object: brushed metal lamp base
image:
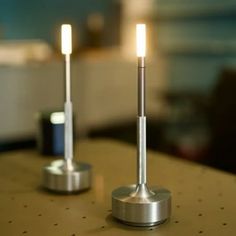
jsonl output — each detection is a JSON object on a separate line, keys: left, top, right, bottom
{"left": 42, "top": 159, "right": 91, "bottom": 193}
{"left": 112, "top": 184, "right": 171, "bottom": 227}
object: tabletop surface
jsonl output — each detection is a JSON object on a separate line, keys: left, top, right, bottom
{"left": 0, "top": 139, "right": 235, "bottom": 236}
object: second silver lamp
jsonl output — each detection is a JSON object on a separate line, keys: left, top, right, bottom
{"left": 42, "top": 25, "right": 91, "bottom": 193}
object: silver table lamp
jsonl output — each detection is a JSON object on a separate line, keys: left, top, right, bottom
{"left": 42, "top": 24, "right": 92, "bottom": 193}
{"left": 112, "top": 24, "right": 171, "bottom": 226}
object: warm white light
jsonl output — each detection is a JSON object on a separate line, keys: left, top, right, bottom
{"left": 50, "top": 112, "right": 65, "bottom": 124}
{"left": 136, "top": 24, "right": 146, "bottom": 57}
{"left": 61, "top": 24, "right": 72, "bottom": 54}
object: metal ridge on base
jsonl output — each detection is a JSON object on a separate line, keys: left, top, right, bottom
{"left": 112, "top": 184, "right": 171, "bottom": 226}
{"left": 42, "top": 159, "right": 91, "bottom": 193}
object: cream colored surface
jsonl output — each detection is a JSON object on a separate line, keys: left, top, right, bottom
{"left": 0, "top": 139, "right": 235, "bottom": 235}
{"left": 0, "top": 51, "right": 166, "bottom": 140}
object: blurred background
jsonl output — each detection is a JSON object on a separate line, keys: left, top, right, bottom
{"left": 0, "top": 0, "right": 236, "bottom": 173}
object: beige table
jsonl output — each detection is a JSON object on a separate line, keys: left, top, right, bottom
{"left": 0, "top": 139, "right": 235, "bottom": 235}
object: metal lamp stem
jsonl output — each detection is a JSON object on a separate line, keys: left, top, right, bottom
{"left": 64, "top": 54, "right": 73, "bottom": 168}
{"left": 137, "top": 56, "right": 146, "bottom": 185}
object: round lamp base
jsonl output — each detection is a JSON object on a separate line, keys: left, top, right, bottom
{"left": 42, "top": 159, "right": 92, "bottom": 193}
{"left": 112, "top": 185, "right": 171, "bottom": 227}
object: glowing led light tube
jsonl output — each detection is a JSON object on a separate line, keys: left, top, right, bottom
{"left": 136, "top": 24, "right": 146, "bottom": 57}
{"left": 61, "top": 24, "right": 72, "bottom": 55}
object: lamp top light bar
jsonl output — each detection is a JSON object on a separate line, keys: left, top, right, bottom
{"left": 61, "top": 24, "right": 72, "bottom": 55}
{"left": 136, "top": 24, "right": 146, "bottom": 57}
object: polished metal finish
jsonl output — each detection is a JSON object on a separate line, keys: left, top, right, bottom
{"left": 138, "top": 57, "right": 145, "bottom": 116}
{"left": 65, "top": 54, "right": 71, "bottom": 103}
{"left": 112, "top": 184, "right": 171, "bottom": 226}
{"left": 42, "top": 52, "right": 92, "bottom": 193}
{"left": 64, "top": 54, "right": 73, "bottom": 162}
{"left": 42, "top": 159, "right": 91, "bottom": 193}
{"left": 112, "top": 54, "right": 171, "bottom": 226}
{"left": 64, "top": 102, "right": 73, "bottom": 162}
{"left": 137, "top": 57, "right": 147, "bottom": 186}
{"left": 137, "top": 116, "right": 146, "bottom": 185}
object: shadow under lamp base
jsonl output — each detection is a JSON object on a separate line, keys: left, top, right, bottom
{"left": 112, "top": 184, "right": 171, "bottom": 227}
{"left": 42, "top": 159, "right": 91, "bottom": 193}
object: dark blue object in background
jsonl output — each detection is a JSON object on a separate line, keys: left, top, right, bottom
{"left": 37, "top": 111, "right": 66, "bottom": 156}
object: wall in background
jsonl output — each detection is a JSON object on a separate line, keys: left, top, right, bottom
{"left": 0, "top": 0, "right": 119, "bottom": 47}
{"left": 154, "top": 0, "right": 236, "bottom": 93}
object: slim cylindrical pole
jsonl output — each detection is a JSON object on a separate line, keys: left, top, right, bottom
{"left": 138, "top": 57, "right": 145, "bottom": 116}
{"left": 64, "top": 54, "right": 73, "bottom": 164}
{"left": 137, "top": 57, "right": 146, "bottom": 185}
{"left": 65, "top": 54, "right": 71, "bottom": 102}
